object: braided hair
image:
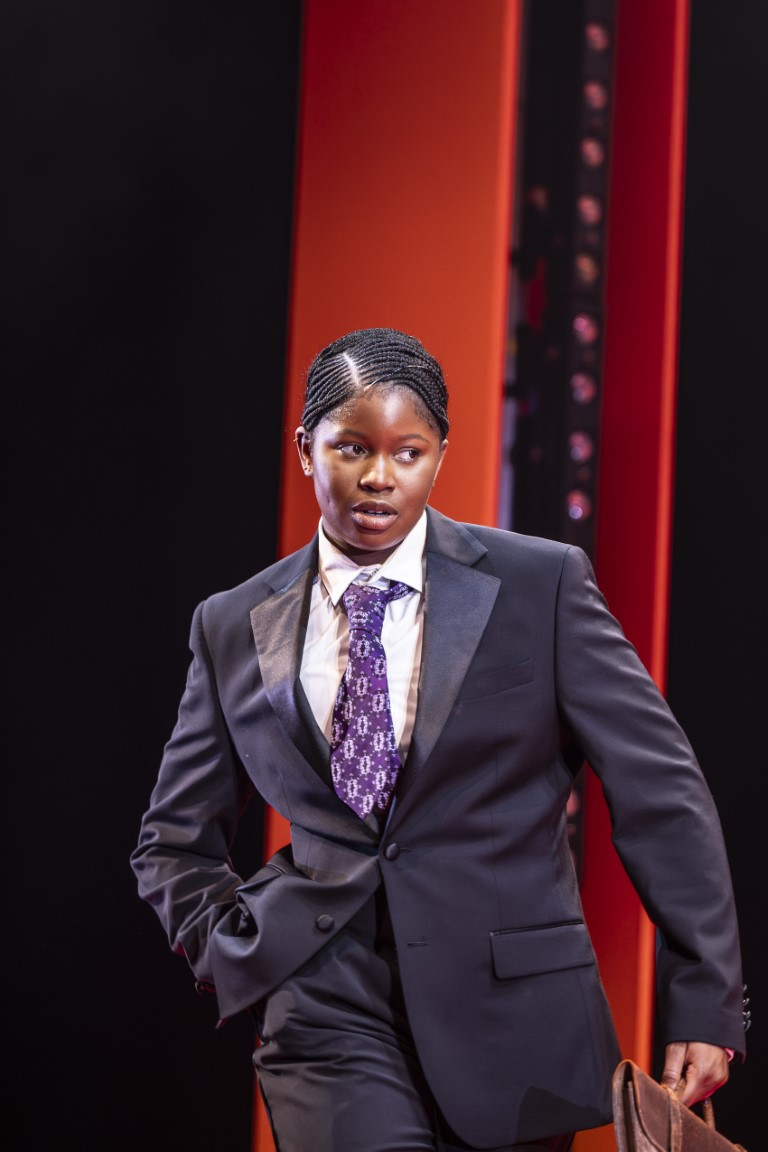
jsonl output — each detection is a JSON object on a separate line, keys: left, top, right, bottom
{"left": 300, "top": 328, "right": 450, "bottom": 439}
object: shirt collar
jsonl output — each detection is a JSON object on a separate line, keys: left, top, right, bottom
{"left": 317, "top": 512, "right": 427, "bottom": 607}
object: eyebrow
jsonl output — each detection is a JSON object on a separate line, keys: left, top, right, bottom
{"left": 334, "top": 428, "right": 431, "bottom": 443}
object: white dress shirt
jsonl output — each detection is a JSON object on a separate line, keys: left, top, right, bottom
{"left": 299, "top": 512, "right": 427, "bottom": 760}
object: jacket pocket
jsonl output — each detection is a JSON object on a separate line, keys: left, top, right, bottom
{"left": 456, "top": 658, "right": 534, "bottom": 700}
{"left": 490, "top": 920, "right": 594, "bottom": 979}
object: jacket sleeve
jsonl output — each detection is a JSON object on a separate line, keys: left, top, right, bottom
{"left": 554, "top": 545, "right": 746, "bottom": 1057}
{"left": 130, "top": 600, "right": 259, "bottom": 986}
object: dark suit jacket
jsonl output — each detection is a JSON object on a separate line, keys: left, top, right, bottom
{"left": 132, "top": 507, "right": 744, "bottom": 1146}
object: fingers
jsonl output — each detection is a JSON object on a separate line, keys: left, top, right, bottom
{"left": 661, "top": 1040, "right": 687, "bottom": 1092}
{"left": 661, "top": 1041, "right": 730, "bottom": 1108}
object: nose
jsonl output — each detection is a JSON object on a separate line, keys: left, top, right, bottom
{"left": 360, "top": 453, "right": 394, "bottom": 490}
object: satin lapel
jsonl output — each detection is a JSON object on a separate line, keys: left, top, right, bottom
{"left": 249, "top": 556, "right": 328, "bottom": 770}
{"left": 392, "top": 512, "right": 500, "bottom": 810}
{"left": 249, "top": 543, "right": 380, "bottom": 841}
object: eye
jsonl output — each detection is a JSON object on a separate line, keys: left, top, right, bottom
{"left": 337, "top": 442, "right": 366, "bottom": 457}
{"left": 394, "top": 447, "right": 421, "bottom": 463}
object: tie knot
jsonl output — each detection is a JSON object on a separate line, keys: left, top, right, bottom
{"left": 342, "top": 581, "right": 410, "bottom": 637}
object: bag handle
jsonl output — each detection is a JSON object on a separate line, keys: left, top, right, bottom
{"left": 663, "top": 1083, "right": 721, "bottom": 1149}
{"left": 702, "top": 1098, "right": 717, "bottom": 1130}
{"left": 660, "top": 1083, "right": 684, "bottom": 1152}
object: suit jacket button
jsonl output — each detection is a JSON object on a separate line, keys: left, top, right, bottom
{"left": 384, "top": 843, "right": 400, "bottom": 861}
{"left": 315, "top": 914, "right": 334, "bottom": 932}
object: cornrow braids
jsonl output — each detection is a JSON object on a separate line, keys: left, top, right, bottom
{"left": 300, "top": 327, "right": 450, "bottom": 439}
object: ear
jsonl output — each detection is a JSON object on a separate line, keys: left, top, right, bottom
{"left": 295, "top": 426, "right": 313, "bottom": 476}
{"left": 432, "top": 438, "right": 449, "bottom": 484}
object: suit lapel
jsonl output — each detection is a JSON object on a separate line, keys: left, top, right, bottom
{"left": 248, "top": 538, "right": 381, "bottom": 842}
{"left": 248, "top": 514, "right": 501, "bottom": 829}
{"left": 392, "top": 509, "right": 500, "bottom": 810}
{"left": 248, "top": 540, "right": 329, "bottom": 771}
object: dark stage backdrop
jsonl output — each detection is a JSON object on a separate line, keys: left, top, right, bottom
{"left": 7, "top": 3, "right": 302, "bottom": 1149}
{"left": 667, "top": 4, "right": 767, "bottom": 1150}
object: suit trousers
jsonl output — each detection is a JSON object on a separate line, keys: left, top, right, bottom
{"left": 252, "top": 888, "right": 574, "bottom": 1152}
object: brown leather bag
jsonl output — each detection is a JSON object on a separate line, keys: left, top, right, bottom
{"left": 612, "top": 1059, "right": 747, "bottom": 1152}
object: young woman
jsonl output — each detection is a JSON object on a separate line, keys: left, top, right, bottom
{"left": 132, "top": 327, "right": 745, "bottom": 1152}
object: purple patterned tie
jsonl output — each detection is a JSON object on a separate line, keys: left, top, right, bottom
{"left": 330, "top": 580, "right": 411, "bottom": 819}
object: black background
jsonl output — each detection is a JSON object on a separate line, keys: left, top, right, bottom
{"left": 7, "top": 2, "right": 764, "bottom": 1149}
{"left": 7, "top": 3, "right": 301, "bottom": 1148}
{"left": 667, "top": 2, "right": 767, "bottom": 1147}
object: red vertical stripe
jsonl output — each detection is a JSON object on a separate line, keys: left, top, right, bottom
{"left": 576, "top": 3, "right": 690, "bottom": 1150}
{"left": 256, "top": 3, "right": 521, "bottom": 1147}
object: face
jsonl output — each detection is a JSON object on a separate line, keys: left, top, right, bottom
{"left": 295, "top": 385, "right": 448, "bottom": 566}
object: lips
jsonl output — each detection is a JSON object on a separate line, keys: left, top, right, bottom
{"left": 351, "top": 501, "right": 397, "bottom": 531}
